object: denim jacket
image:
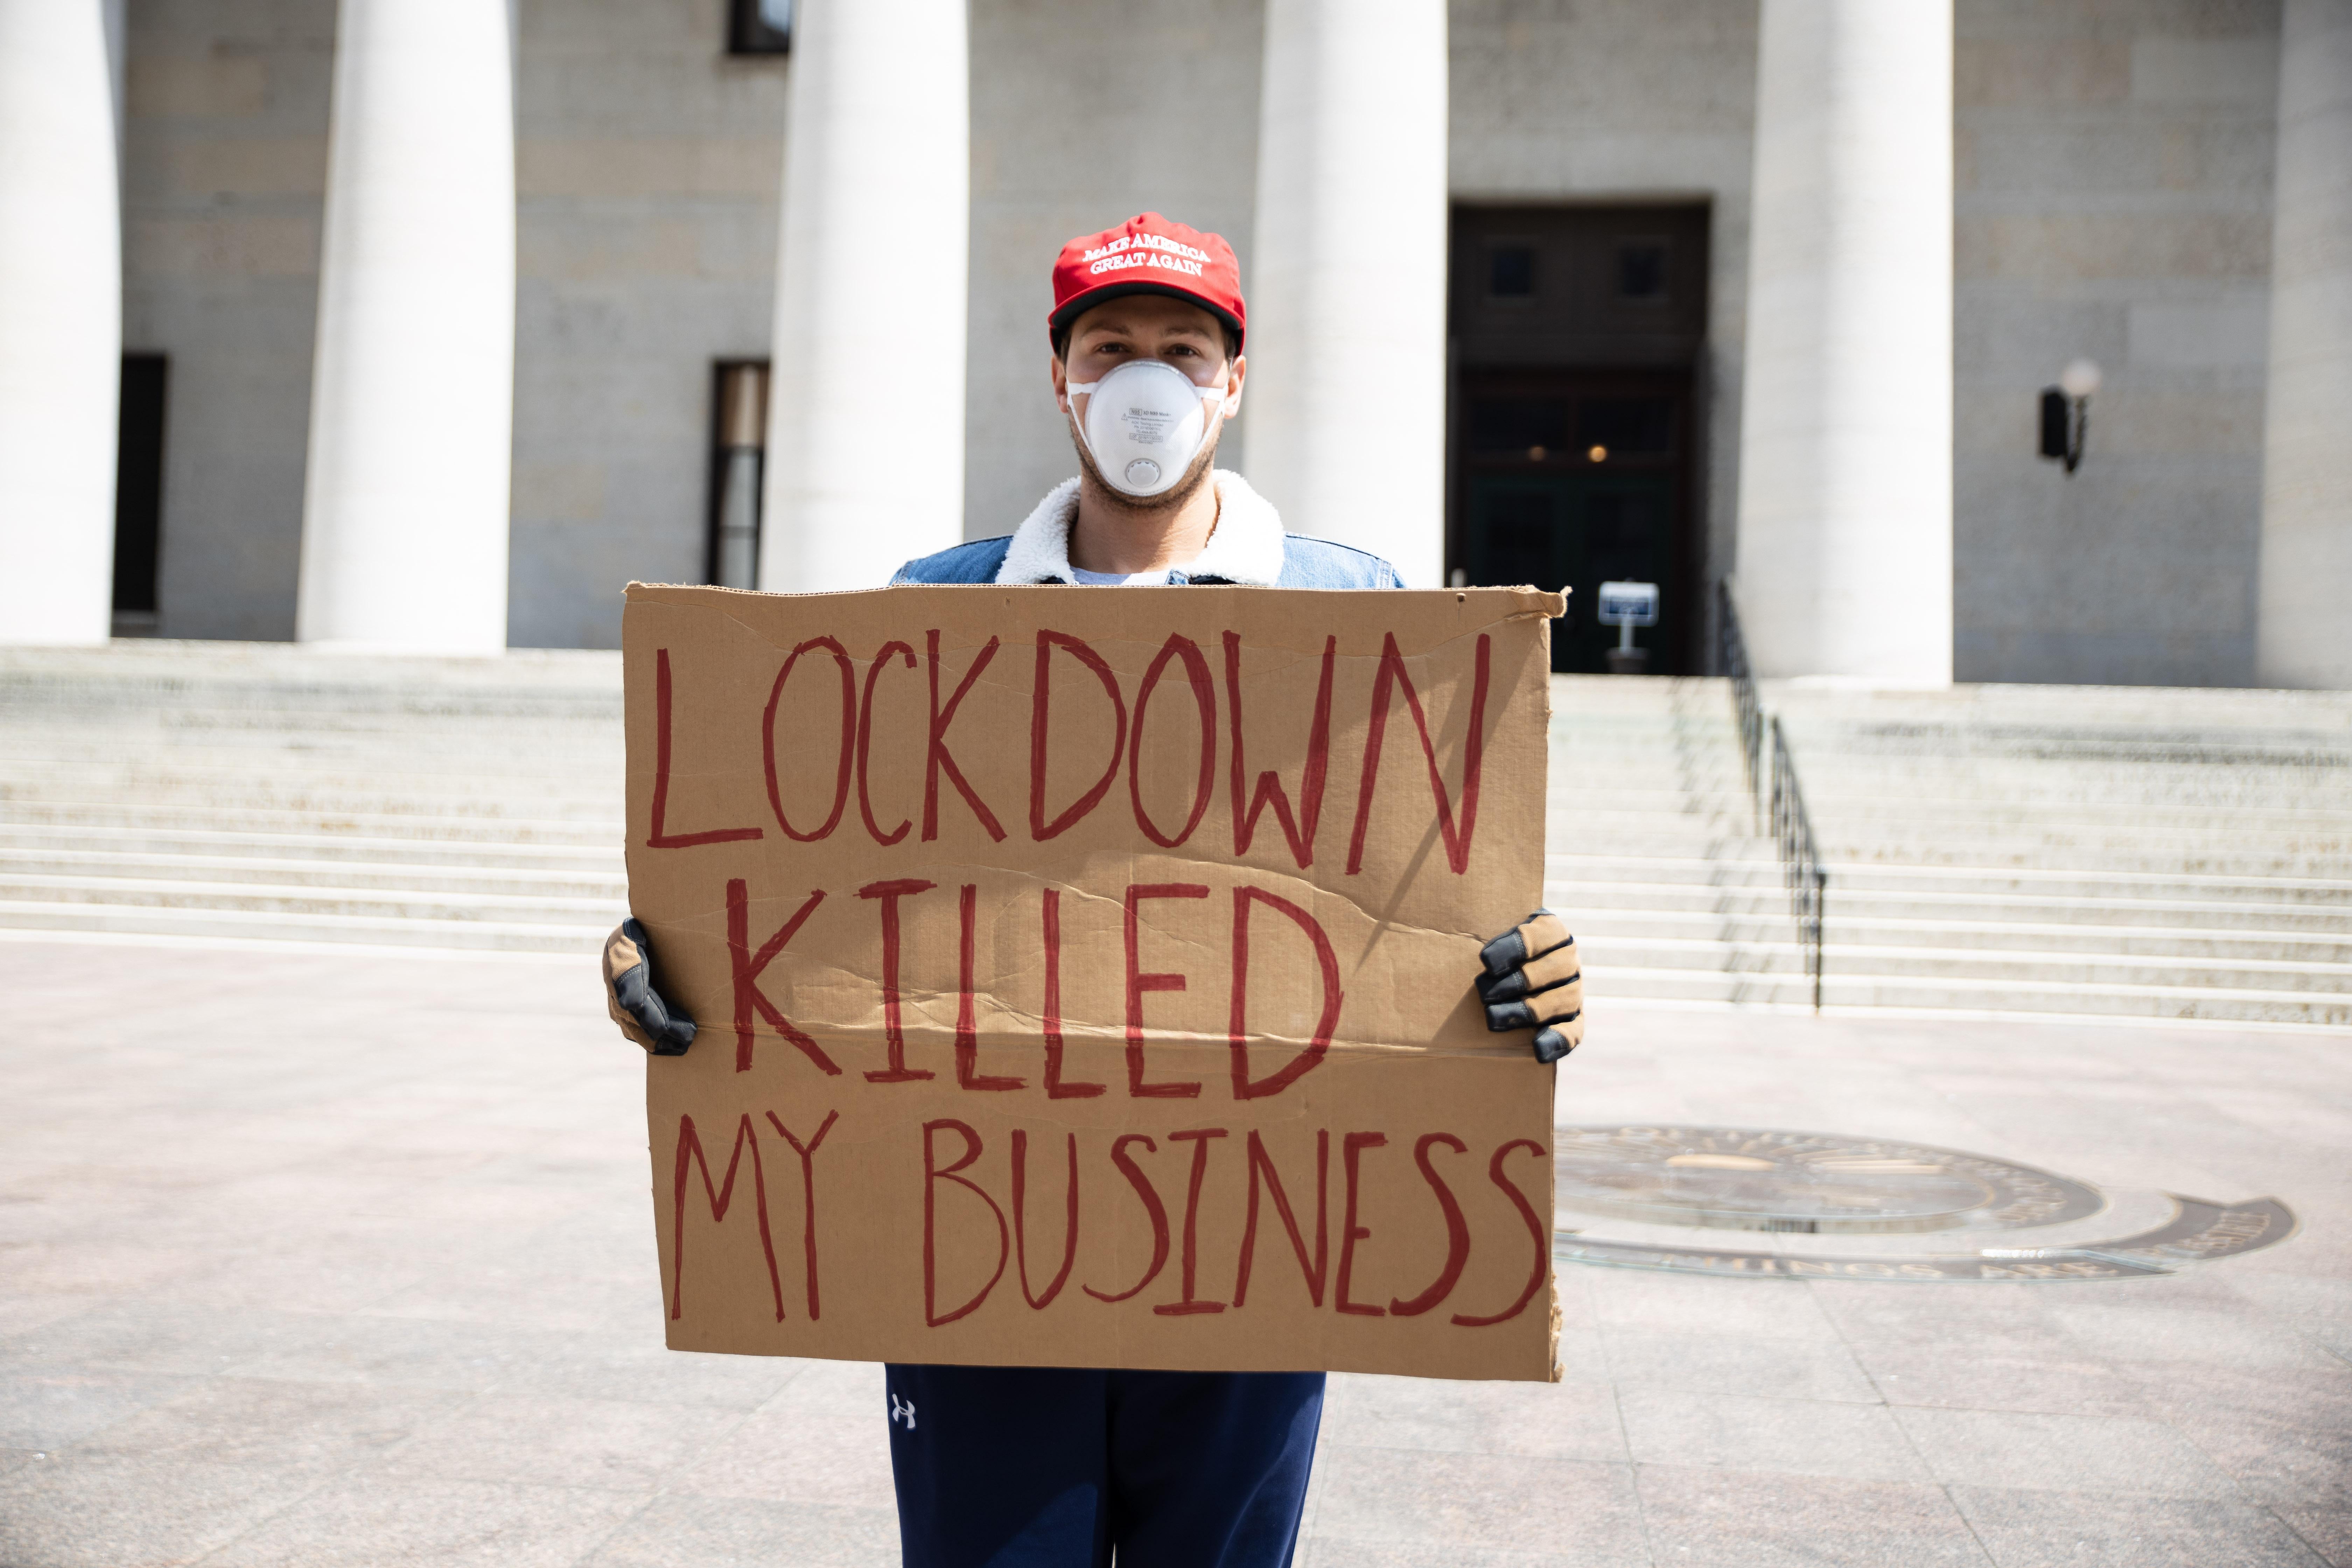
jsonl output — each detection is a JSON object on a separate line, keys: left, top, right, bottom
{"left": 890, "top": 471, "right": 1404, "bottom": 590}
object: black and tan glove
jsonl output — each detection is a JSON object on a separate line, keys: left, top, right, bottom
{"left": 604, "top": 918, "right": 696, "bottom": 1056}
{"left": 1476, "top": 910, "right": 1583, "bottom": 1064}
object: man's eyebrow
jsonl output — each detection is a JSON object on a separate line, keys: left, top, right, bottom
{"left": 1074, "top": 315, "right": 1216, "bottom": 345}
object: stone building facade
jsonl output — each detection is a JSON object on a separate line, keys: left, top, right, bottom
{"left": 1, "top": 0, "right": 2344, "bottom": 688}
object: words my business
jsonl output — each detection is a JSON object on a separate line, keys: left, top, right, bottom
{"left": 670, "top": 1111, "right": 1552, "bottom": 1331}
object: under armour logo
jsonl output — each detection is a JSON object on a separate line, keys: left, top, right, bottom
{"left": 890, "top": 1393, "right": 917, "bottom": 1431}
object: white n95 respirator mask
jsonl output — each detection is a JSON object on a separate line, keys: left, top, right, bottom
{"left": 1065, "top": 358, "right": 1231, "bottom": 498}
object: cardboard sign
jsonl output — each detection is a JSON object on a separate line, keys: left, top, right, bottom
{"left": 623, "top": 582, "right": 1564, "bottom": 1382}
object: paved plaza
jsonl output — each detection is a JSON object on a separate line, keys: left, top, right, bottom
{"left": 1, "top": 937, "right": 2346, "bottom": 1567}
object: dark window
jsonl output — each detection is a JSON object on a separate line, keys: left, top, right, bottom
{"left": 1616, "top": 240, "right": 1668, "bottom": 300}
{"left": 708, "top": 360, "right": 769, "bottom": 589}
{"left": 1466, "top": 397, "right": 1569, "bottom": 454}
{"left": 113, "top": 354, "right": 167, "bottom": 625}
{"left": 1576, "top": 397, "right": 1674, "bottom": 455}
{"left": 1488, "top": 244, "right": 1536, "bottom": 300}
{"left": 728, "top": 0, "right": 790, "bottom": 55}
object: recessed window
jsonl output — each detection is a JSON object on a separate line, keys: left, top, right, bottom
{"left": 1488, "top": 244, "right": 1537, "bottom": 300}
{"left": 1576, "top": 397, "right": 1674, "bottom": 454}
{"left": 709, "top": 360, "right": 770, "bottom": 588}
{"left": 1467, "top": 397, "right": 1568, "bottom": 454}
{"left": 1616, "top": 240, "right": 1668, "bottom": 301}
{"left": 728, "top": 0, "right": 791, "bottom": 55}
{"left": 113, "top": 353, "right": 168, "bottom": 634}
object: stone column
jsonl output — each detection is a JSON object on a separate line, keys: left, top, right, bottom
{"left": 1247, "top": 0, "right": 1449, "bottom": 590}
{"left": 0, "top": 0, "right": 121, "bottom": 646}
{"left": 759, "top": 0, "right": 968, "bottom": 592}
{"left": 1734, "top": 0, "right": 1953, "bottom": 682}
{"left": 298, "top": 0, "right": 515, "bottom": 651}
{"left": 2258, "top": 0, "right": 2352, "bottom": 689}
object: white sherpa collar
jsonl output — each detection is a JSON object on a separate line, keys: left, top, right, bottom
{"left": 994, "top": 470, "right": 1286, "bottom": 586}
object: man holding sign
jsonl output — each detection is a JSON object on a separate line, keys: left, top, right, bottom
{"left": 603, "top": 214, "right": 1584, "bottom": 1568}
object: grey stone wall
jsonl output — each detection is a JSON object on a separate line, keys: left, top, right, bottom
{"left": 121, "top": 0, "right": 335, "bottom": 642}
{"left": 509, "top": 0, "right": 788, "bottom": 649}
{"left": 964, "top": 0, "right": 1267, "bottom": 541}
{"left": 1953, "top": 0, "right": 2282, "bottom": 687}
{"left": 966, "top": 0, "right": 1760, "bottom": 563}
{"left": 114, "top": 0, "right": 2294, "bottom": 685}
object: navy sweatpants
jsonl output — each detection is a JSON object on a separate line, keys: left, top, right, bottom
{"left": 883, "top": 1364, "right": 1326, "bottom": 1568}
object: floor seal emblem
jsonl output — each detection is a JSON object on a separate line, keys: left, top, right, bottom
{"left": 1550, "top": 1125, "right": 2294, "bottom": 1282}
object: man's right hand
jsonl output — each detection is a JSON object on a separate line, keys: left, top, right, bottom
{"left": 603, "top": 918, "right": 696, "bottom": 1056}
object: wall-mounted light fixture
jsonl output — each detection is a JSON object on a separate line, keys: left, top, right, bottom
{"left": 2038, "top": 358, "right": 2101, "bottom": 475}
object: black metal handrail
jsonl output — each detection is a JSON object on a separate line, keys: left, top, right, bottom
{"left": 1717, "top": 582, "right": 1826, "bottom": 1013}
{"left": 1717, "top": 581, "right": 1763, "bottom": 813}
{"left": 1769, "top": 716, "right": 1827, "bottom": 1014}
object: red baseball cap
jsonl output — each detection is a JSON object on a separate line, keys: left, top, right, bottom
{"left": 1049, "top": 212, "right": 1245, "bottom": 349}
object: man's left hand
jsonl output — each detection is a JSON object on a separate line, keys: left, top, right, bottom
{"left": 1476, "top": 910, "right": 1584, "bottom": 1064}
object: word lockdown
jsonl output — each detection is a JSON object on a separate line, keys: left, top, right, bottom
{"left": 622, "top": 582, "right": 1566, "bottom": 1381}
{"left": 642, "top": 620, "right": 1494, "bottom": 869}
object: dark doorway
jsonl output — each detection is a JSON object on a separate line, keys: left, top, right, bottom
{"left": 113, "top": 353, "right": 168, "bottom": 634}
{"left": 1447, "top": 205, "right": 1708, "bottom": 673}
{"left": 1456, "top": 371, "right": 1689, "bottom": 674}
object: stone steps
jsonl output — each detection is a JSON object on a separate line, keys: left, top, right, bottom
{"left": 0, "top": 809, "right": 622, "bottom": 849}
{"left": 0, "top": 822, "right": 622, "bottom": 868}
{"left": 1587, "top": 928, "right": 2350, "bottom": 991}
{"left": 0, "top": 901, "right": 610, "bottom": 953}
{"left": 1566, "top": 905, "right": 2352, "bottom": 961}
{"left": 0, "top": 874, "right": 625, "bottom": 924}
{"left": 1542, "top": 673, "right": 2350, "bottom": 1029}
{"left": 1586, "top": 961, "right": 2344, "bottom": 1026}
{"left": 1549, "top": 874, "right": 2352, "bottom": 929}
{"left": 0, "top": 779, "right": 618, "bottom": 821}
{"left": 2, "top": 646, "right": 2346, "bottom": 1029}
{"left": 0, "top": 846, "right": 628, "bottom": 894}
{"left": 0, "top": 643, "right": 623, "bottom": 955}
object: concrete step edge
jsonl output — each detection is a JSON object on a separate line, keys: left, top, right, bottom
{"left": 0, "top": 902, "right": 614, "bottom": 943}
